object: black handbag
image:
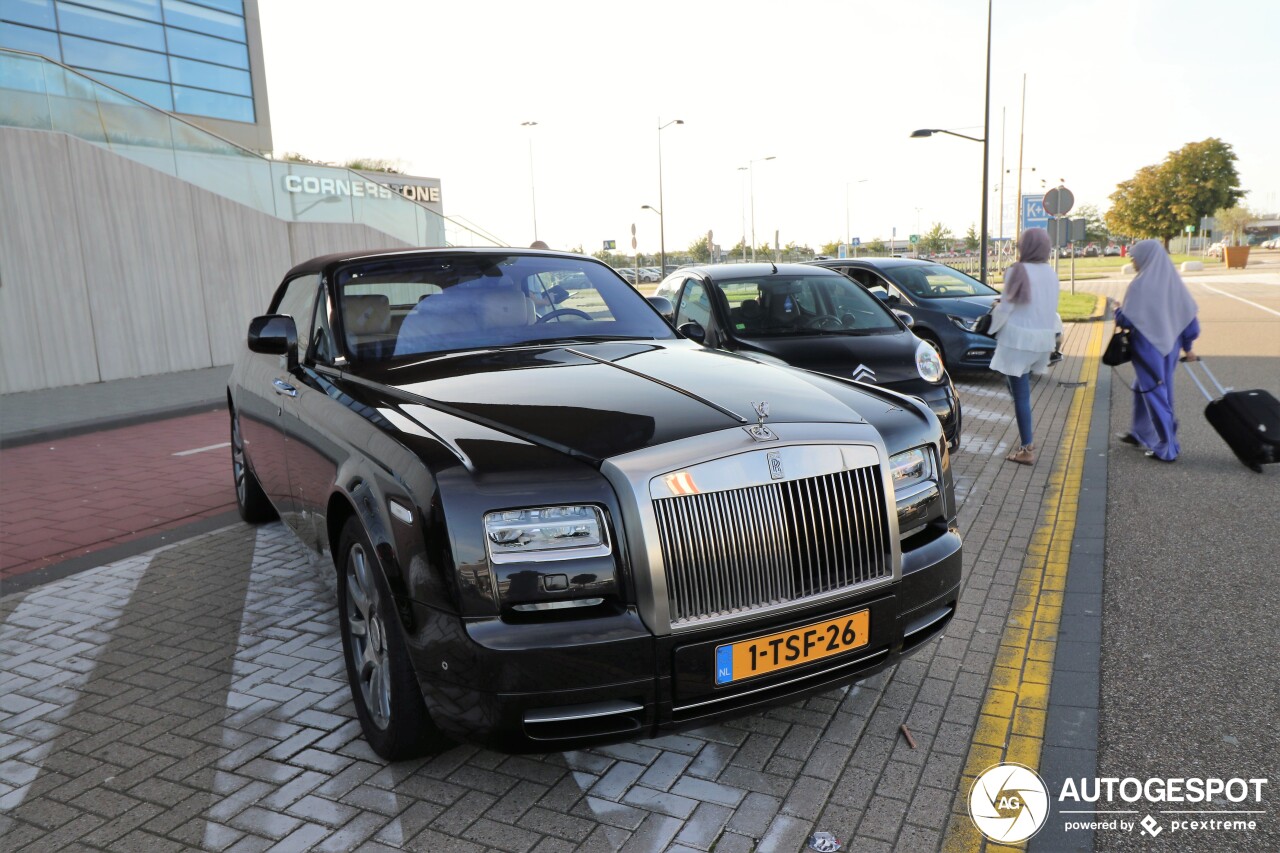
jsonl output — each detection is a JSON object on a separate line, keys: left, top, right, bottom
{"left": 1102, "top": 328, "right": 1132, "bottom": 366}
{"left": 974, "top": 308, "right": 996, "bottom": 336}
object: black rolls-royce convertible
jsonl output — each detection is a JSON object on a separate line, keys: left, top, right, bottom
{"left": 228, "top": 248, "right": 963, "bottom": 758}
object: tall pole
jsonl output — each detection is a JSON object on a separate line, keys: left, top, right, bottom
{"left": 521, "top": 121, "right": 538, "bottom": 241}
{"left": 998, "top": 106, "right": 1006, "bottom": 250}
{"left": 739, "top": 167, "right": 748, "bottom": 262}
{"left": 750, "top": 161, "right": 758, "bottom": 262}
{"left": 1016, "top": 73, "right": 1026, "bottom": 240}
{"left": 657, "top": 118, "right": 683, "bottom": 274}
{"left": 979, "top": 0, "right": 992, "bottom": 283}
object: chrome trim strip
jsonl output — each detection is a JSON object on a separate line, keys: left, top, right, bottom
{"left": 672, "top": 647, "right": 890, "bottom": 713}
{"left": 523, "top": 699, "right": 645, "bottom": 724}
{"left": 904, "top": 604, "right": 953, "bottom": 638}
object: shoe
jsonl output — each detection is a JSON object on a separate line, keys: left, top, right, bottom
{"left": 1144, "top": 451, "right": 1175, "bottom": 463}
{"left": 1006, "top": 444, "right": 1035, "bottom": 465}
{"left": 1117, "top": 432, "right": 1140, "bottom": 446}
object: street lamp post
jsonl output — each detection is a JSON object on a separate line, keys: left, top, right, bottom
{"left": 656, "top": 118, "right": 683, "bottom": 274}
{"left": 520, "top": 121, "right": 538, "bottom": 242}
{"left": 745, "top": 156, "right": 776, "bottom": 262}
{"left": 641, "top": 204, "right": 661, "bottom": 267}
{"left": 738, "top": 167, "right": 749, "bottom": 262}
{"left": 909, "top": 0, "right": 992, "bottom": 282}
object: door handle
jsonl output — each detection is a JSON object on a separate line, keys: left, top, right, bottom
{"left": 272, "top": 379, "right": 298, "bottom": 397}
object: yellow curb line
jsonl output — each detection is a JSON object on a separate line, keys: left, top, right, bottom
{"left": 941, "top": 319, "right": 1105, "bottom": 852}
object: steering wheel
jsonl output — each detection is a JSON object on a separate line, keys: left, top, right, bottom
{"left": 537, "top": 308, "right": 594, "bottom": 323}
{"left": 804, "top": 314, "right": 844, "bottom": 330}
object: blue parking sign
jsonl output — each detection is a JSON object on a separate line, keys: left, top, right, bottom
{"left": 1022, "top": 195, "right": 1048, "bottom": 231}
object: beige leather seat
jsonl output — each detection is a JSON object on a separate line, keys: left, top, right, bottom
{"left": 476, "top": 285, "right": 536, "bottom": 329}
{"left": 343, "top": 294, "right": 396, "bottom": 355}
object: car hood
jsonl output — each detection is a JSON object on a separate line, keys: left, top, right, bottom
{"left": 926, "top": 294, "right": 998, "bottom": 317}
{"left": 735, "top": 331, "right": 929, "bottom": 386}
{"left": 348, "top": 341, "right": 927, "bottom": 463}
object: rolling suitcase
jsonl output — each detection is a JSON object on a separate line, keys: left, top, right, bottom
{"left": 1181, "top": 359, "right": 1280, "bottom": 473}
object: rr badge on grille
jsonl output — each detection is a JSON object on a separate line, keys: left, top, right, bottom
{"left": 767, "top": 450, "right": 784, "bottom": 480}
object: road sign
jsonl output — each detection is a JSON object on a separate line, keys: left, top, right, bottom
{"left": 1185, "top": 225, "right": 1195, "bottom": 233}
{"left": 838, "top": 244, "right": 847, "bottom": 259}
{"left": 1042, "top": 186, "right": 1075, "bottom": 217}
{"left": 852, "top": 238, "right": 860, "bottom": 247}
{"left": 631, "top": 223, "right": 637, "bottom": 251}
{"left": 1022, "top": 194, "right": 1048, "bottom": 231}
{"left": 603, "top": 240, "right": 616, "bottom": 250}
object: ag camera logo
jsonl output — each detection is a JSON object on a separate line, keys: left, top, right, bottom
{"left": 969, "top": 762, "right": 1050, "bottom": 843}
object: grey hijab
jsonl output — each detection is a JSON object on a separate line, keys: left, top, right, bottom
{"left": 1122, "top": 240, "right": 1198, "bottom": 356}
{"left": 1004, "top": 229, "right": 1051, "bottom": 304}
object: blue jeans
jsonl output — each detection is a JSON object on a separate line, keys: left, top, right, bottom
{"left": 1006, "top": 372, "right": 1034, "bottom": 447}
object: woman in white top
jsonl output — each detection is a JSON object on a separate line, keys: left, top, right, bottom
{"left": 988, "top": 228, "right": 1061, "bottom": 465}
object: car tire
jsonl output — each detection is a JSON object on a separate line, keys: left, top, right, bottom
{"left": 336, "top": 516, "right": 446, "bottom": 761}
{"left": 230, "top": 407, "right": 276, "bottom": 524}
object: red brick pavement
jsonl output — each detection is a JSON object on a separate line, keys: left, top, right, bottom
{"left": 0, "top": 411, "right": 235, "bottom": 580}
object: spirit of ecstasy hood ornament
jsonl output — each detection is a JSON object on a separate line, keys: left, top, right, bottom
{"left": 745, "top": 401, "right": 778, "bottom": 442}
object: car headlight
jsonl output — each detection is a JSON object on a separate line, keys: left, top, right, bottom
{"left": 485, "top": 505, "right": 610, "bottom": 562}
{"left": 888, "top": 447, "right": 941, "bottom": 536}
{"left": 948, "top": 314, "right": 979, "bottom": 332}
{"left": 889, "top": 447, "right": 934, "bottom": 488}
{"left": 915, "top": 340, "right": 945, "bottom": 383}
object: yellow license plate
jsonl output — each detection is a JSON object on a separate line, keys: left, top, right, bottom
{"left": 715, "top": 609, "right": 870, "bottom": 685}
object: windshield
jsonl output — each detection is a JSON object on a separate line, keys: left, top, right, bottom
{"left": 337, "top": 254, "right": 675, "bottom": 360}
{"left": 710, "top": 274, "right": 899, "bottom": 338}
{"left": 883, "top": 264, "right": 998, "bottom": 299}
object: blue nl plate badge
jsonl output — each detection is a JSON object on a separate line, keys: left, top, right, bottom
{"left": 715, "top": 645, "right": 733, "bottom": 684}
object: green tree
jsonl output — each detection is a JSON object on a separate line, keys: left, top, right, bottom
{"left": 1213, "top": 205, "right": 1255, "bottom": 246}
{"left": 866, "top": 238, "right": 886, "bottom": 254}
{"left": 964, "top": 225, "right": 980, "bottom": 252}
{"left": 1106, "top": 138, "right": 1243, "bottom": 248}
{"left": 820, "top": 240, "right": 843, "bottom": 256}
{"left": 686, "top": 234, "right": 712, "bottom": 263}
{"left": 920, "top": 223, "right": 954, "bottom": 255}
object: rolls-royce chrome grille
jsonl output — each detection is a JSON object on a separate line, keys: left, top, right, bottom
{"left": 653, "top": 466, "right": 891, "bottom": 627}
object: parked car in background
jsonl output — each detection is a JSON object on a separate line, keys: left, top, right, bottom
{"left": 653, "top": 262, "right": 961, "bottom": 449}
{"left": 1082, "top": 244, "right": 1100, "bottom": 257}
{"left": 807, "top": 257, "right": 999, "bottom": 373}
{"left": 228, "top": 248, "right": 962, "bottom": 757}
{"left": 615, "top": 266, "right": 638, "bottom": 283}
{"left": 1103, "top": 245, "right": 1122, "bottom": 257}
{"left": 1260, "top": 237, "right": 1280, "bottom": 249}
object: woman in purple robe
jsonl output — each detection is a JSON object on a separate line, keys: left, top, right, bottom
{"left": 1114, "top": 240, "right": 1200, "bottom": 462}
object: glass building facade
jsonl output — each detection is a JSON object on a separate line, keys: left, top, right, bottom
{"left": 1, "top": 0, "right": 257, "bottom": 125}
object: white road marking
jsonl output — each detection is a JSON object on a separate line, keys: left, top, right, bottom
{"left": 172, "top": 442, "right": 231, "bottom": 457}
{"left": 1195, "top": 282, "right": 1280, "bottom": 318}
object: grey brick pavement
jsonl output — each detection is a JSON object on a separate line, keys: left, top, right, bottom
{"left": 0, "top": 322, "right": 1101, "bottom": 851}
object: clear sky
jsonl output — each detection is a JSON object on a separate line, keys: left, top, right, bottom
{"left": 259, "top": 0, "right": 1280, "bottom": 254}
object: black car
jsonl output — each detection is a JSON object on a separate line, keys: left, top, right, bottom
{"left": 653, "top": 263, "right": 961, "bottom": 450}
{"left": 808, "top": 257, "right": 1000, "bottom": 372}
{"left": 229, "top": 249, "right": 962, "bottom": 757}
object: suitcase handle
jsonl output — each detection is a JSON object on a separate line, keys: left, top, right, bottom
{"left": 1180, "top": 357, "right": 1230, "bottom": 401}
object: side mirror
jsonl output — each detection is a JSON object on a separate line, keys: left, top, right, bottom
{"left": 646, "top": 295, "right": 674, "bottom": 321}
{"left": 248, "top": 314, "right": 299, "bottom": 371}
{"left": 892, "top": 310, "right": 915, "bottom": 329}
{"left": 677, "top": 321, "right": 706, "bottom": 344}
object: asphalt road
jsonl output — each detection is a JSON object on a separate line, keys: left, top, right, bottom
{"left": 1090, "top": 270, "right": 1279, "bottom": 852}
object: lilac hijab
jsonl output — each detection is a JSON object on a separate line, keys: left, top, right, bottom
{"left": 1004, "top": 229, "right": 1051, "bottom": 304}
{"left": 1122, "top": 240, "right": 1198, "bottom": 356}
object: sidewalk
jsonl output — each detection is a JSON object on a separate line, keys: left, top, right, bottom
{"left": 0, "top": 365, "right": 230, "bottom": 447}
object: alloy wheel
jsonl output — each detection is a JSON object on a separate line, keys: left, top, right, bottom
{"left": 345, "top": 543, "right": 392, "bottom": 729}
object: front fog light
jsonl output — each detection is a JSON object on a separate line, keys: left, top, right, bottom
{"left": 485, "top": 505, "right": 609, "bottom": 561}
{"left": 916, "top": 340, "right": 944, "bottom": 383}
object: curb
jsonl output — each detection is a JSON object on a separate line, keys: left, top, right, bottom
{"left": 0, "top": 400, "right": 226, "bottom": 449}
